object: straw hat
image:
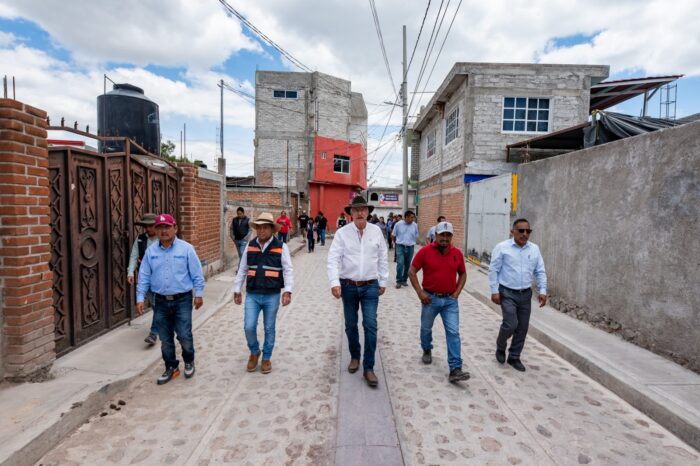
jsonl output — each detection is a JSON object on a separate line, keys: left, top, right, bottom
{"left": 135, "top": 213, "right": 157, "bottom": 226}
{"left": 251, "top": 212, "right": 281, "bottom": 232}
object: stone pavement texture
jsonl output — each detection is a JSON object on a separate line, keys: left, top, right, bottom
{"left": 29, "top": 241, "right": 700, "bottom": 465}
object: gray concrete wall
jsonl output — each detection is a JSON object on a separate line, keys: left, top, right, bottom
{"left": 517, "top": 121, "right": 700, "bottom": 372}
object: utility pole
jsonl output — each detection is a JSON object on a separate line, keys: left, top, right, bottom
{"left": 219, "top": 79, "right": 224, "bottom": 157}
{"left": 401, "top": 25, "right": 409, "bottom": 213}
{"left": 285, "top": 140, "right": 290, "bottom": 207}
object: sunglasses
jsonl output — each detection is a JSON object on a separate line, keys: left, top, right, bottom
{"left": 516, "top": 228, "right": 532, "bottom": 234}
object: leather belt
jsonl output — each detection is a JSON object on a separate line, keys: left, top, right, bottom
{"left": 340, "top": 279, "right": 378, "bottom": 286}
{"left": 154, "top": 291, "right": 192, "bottom": 301}
{"left": 499, "top": 285, "right": 532, "bottom": 293}
{"left": 425, "top": 290, "right": 453, "bottom": 298}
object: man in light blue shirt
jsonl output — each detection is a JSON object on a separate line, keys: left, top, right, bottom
{"left": 392, "top": 210, "right": 419, "bottom": 288}
{"left": 137, "top": 214, "right": 205, "bottom": 385}
{"left": 488, "top": 218, "right": 547, "bottom": 372}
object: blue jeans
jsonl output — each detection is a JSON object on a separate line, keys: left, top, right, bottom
{"left": 234, "top": 239, "right": 248, "bottom": 261}
{"left": 146, "top": 291, "right": 157, "bottom": 335}
{"left": 244, "top": 292, "right": 281, "bottom": 360}
{"left": 395, "top": 244, "right": 414, "bottom": 284}
{"left": 279, "top": 232, "right": 288, "bottom": 243}
{"left": 341, "top": 281, "right": 379, "bottom": 371}
{"left": 421, "top": 293, "right": 463, "bottom": 370}
{"left": 318, "top": 228, "right": 326, "bottom": 245}
{"left": 153, "top": 293, "right": 194, "bottom": 369}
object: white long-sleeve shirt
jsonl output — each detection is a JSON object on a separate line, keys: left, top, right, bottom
{"left": 233, "top": 238, "right": 294, "bottom": 293}
{"left": 327, "top": 222, "right": 389, "bottom": 288}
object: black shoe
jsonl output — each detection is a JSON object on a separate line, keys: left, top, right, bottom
{"left": 184, "top": 362, "right": 195, "bottom": 378}
{"left": 422, "top": 349, "right": 432, "bottom": 364}
{"left": 157, "top": 367, "right": 180, "bottom": 385}
{"left": 507, "top": 358, "right": 526, "bottom": 372}
{"left": 495, "top": 349, "right": 506, "bottom": 364}
{"left": 144, "top": 333, "right": 157, "bottom": 345}
{"left": 448, "top": 367, "right": 471, "bottom": 383}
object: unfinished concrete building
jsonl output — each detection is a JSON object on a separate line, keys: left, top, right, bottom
{"left": 254, "top": 71, "right": 367, "bottom": 220}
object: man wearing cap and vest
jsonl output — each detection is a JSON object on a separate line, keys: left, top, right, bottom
{"left": 408, "top": 221, "right": 470, "bottom": 383}
{"left": 136, "top": 214, "right": 205, "bottom": 385}
{"left": 127, "top": 213, "right": 159, "bottom": 345}
{"left": 327, "top": 196, "right": 388, "bottom": 388}
{"left": 233, "top": 212, "right": 294, "bottom": 374}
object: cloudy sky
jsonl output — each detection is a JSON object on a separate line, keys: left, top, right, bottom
{"left": 1, "top": 0, "right": 698, "bottom": 185}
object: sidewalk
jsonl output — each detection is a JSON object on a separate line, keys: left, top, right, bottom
{"left": 464, "top": 262, "right": 700, "bottom": 451}
{"left": 0, "top": 238, "right": 305, "bottom": 466}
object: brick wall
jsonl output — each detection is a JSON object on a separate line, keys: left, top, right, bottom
{"left": 0, "top": 99, "right": 54, "bottom": 380}
{"left": 417, "top": 169, "right": 465, "bottom": 250}
{"left": 177, "top": 164, "right": 224, "bottom": 276}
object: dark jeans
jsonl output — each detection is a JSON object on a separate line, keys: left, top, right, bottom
{"left": 146, "top": 291, "right": 157, "bottom": 335}
{"left": 279, "top": 232, "right": 288, "bottom": 243}
{"left": 341, "top": 281, "right": 379, "bottom": 371}
{"left": 395, "top": 244, "right": 414, "bottom": 284}
{"left": 153, "top": 293, "right": 194, "bottom": 370}
{"left": 496, "top": 285, "right": 532, "bottom": 359}
{"left": 387, "top": 234, "right": 393, "bottom": 249}
{"left": 307, "top": 235, "right": 315, "bottom": 252}
{"left": 318, "top": 228, "right": 326, "bottom": 245}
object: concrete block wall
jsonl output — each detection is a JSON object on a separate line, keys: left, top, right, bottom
{"left": 177, "top": 164, "right": 224, "bottom": 276}
{"left": 0, "top": 99, "right": 55, "bottom": 380}
{"left": 315, "top": 73, "right": 352, "bottom": 141}
{"left": 518, "top": 120, "right": 700, "bottom": 372}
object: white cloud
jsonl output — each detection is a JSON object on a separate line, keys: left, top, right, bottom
{"left": 0, "top": 0, "right": 261, "bottom": 69}
{"left": 0, "top": 30, "right": 15, "bottom": 46}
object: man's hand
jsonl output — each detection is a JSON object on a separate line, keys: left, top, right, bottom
{"left": 127, "top": 275, "right": 134, "bottom": 285}
{"left": 282, "top": 292, "right": 292, "bottom": 306}
{"left": 194, "top": 297, "right": 203, "bottom": 310}
{"left": 378, "top": 287, "right": 386, "bottom": 296}
{"left": 450, "top": 291, "right": 460, "bottom": 300}
{"left": 331, "top": 286, "right": 342, "bottom": 299}
{"left": 418, "top": 290, "right": 432, "bottom": 305}
{"left": 136, "top": 302, "right": 144, "bottom": 315}
{"left": 491, "top": 293, "right": 501, "bottom": 305}
{"left": 538, "top": 294, "right": 547, "bottom": 307}
{"left": 234, "top": 292, "right": 242, "bottom": 305}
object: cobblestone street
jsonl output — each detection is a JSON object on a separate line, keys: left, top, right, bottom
{"left": 38, "top": 244, "right": 699, "bottom": 465}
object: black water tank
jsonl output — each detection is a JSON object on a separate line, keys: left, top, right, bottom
{"left": 97, "top": 83, "right": 160, "bottom": 155}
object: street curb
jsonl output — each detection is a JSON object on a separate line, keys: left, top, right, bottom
{"left": 3, "top": 277, "right": 236, "bottom": 466}
{"left": 463, "top": 284, "right": 700, "bottom": 452}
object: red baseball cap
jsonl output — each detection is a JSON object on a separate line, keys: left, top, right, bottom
{"left": 154, "top": 213, "right": 176, "bottom": 227}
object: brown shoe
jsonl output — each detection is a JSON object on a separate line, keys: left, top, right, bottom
{"left": 348, "top": 359, "right": 360, "bottom": 373}
{"left": 363, "top": 370, "right": 378, "bottom": 388}
{"left": 247, "top": 352, "right": 261, "bottom": 372}
{"left": 261, "top": 360, "right": 272, "bottom": 374}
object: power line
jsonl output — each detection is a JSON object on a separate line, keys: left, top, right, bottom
{"left": 406, "top": 0, "right": 432, "bottom": 77}
{"left": 368, "top": 0, "right": 398, "bottom": 98}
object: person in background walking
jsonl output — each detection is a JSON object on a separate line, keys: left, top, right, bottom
{"left": 230, "top": 207, "right": 251, "bottom": 263}
{"left": 136, "top": 214, "right": 205, "bottom": 385}
{"left": 378, "top": 216, "right": 388, "bottom": 241}
{"left": 426, "top": 215, "right": 446, "bottom": 244}
{"left": 392, "top": 214, "right": 403, "bottom": 262}
{"left": 386, "top": 213, "right": 394, "bottom": 250}
{"left": 392, "top": 210, "right": 419, "bottom": 288}
{"left": 276, "top": 211, "right": 292, "bottom": 243}
{"left": 408, "top": 222, "right": 470, "bottom": 383}
{"left": 307, "top": 218, "right": 316, "bottom": 252}
{"left": 315, "top": 211, "right": 328, "bottom": 246}
{"left": 298, "top": 210, "right": 309, "bottom": 244}
{"left": 337, "top": 212, "right": 348, "bottom": 229}
{"left": 489, "top": 218, "right": 547, "bottom": 372}
{"left": 127, "top": 213, "right": 159, "bottom": 345}
{"left": 327, "top": 196, "right": 388, "bottom": 388}
{"left": 233, "top": 213, "right": 294, "bottom": 374}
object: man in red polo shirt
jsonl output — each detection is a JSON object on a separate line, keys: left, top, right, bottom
{"left": 408, "top": 221, "right": 470, "bottom": 383}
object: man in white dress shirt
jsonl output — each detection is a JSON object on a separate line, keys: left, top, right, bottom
{"left": 327, "top": 196, "right": 389, "bottom": 388}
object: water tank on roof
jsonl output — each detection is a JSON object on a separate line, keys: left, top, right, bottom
{"left": 97, "top": 83, "right": 160, "bottom": 155}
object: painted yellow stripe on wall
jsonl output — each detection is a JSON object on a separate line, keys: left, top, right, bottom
{"left": 511, "top": 173, "right": 518, "bottom": 213}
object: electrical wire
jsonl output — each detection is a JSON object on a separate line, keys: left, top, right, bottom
{"left": 406, "top": 0, "right": 432, "bottom": 77}
{"left": 368, "top": 0, "right": 398, "bottom": 98}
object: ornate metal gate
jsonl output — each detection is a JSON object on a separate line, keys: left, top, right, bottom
{"left": 49, "top": 140, "right": 179, "bottom": 356}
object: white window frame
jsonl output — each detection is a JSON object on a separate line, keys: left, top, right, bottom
{"left": 333, "top": 154, "right": 350, "bottom": 174}
{"left": 426, "top": 129, "right": 436, "bottom": 158}
{"left": 445, "top": 107, "right": 459, "bottom": 145}
{"left": 501, "top": 96, "right": 551, "bottom": 134}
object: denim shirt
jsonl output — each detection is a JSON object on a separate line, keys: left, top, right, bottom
{"left": 136, "top": 238, "right": 205, "bottom": 302}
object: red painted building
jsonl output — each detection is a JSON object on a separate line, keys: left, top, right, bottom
{"left": 308, "top": 135, "right": 367, "bottom": 231}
